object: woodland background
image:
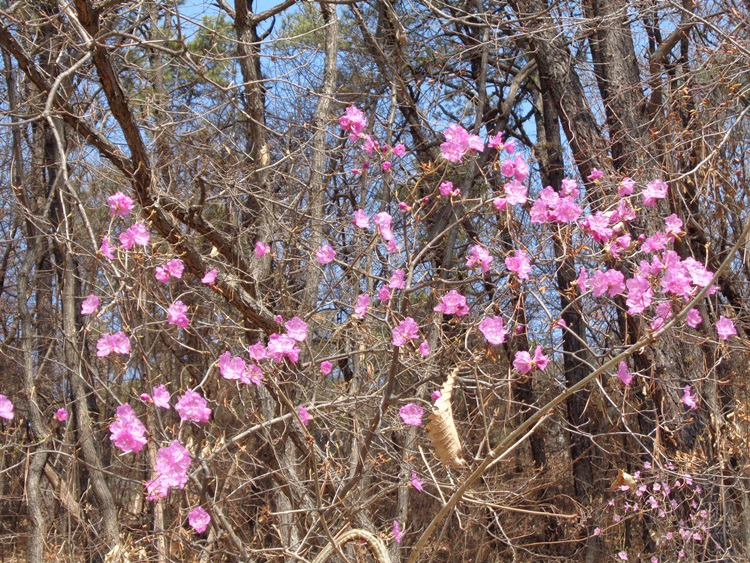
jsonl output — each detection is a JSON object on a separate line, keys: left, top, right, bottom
{"left": 1, "top": 0, "right": 749, "bottom": 560}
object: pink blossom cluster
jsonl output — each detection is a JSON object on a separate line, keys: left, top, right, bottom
{"left": 96, "top": 331, "right": 131, "bottom": 357}
{"left": 434, "top": 290, "right": 469, "bottom": 317}
{"left": 109, "top": 403, "right": 148, "bottom": 454}
{"left": 119, "top": 223, "right": 150, "bottom": 250}
{"left": 466, "top": 244, "right": 493, "bottom": 273}
{"left": 145, "top": 440, "right": 191, "bottom": 500}
{"left": 0, "top": 394, "right": 14, "bottom": 420}
{"left": 513, "top": 347, "right": 549, "bottom": 374}
{"left": 440, "top": 124, "right": 484, "bottom": 163}
{"left": 392, "top": 317, "right": 419, "bottom": 347}
{"left": 174, "top": 389, "right": 211, "bottom": 423}
{"left": 530, "top": 185, "right": 582, "bottom": 223}
{"left": 155, "top": 258, "right": 184, "bottom": 284}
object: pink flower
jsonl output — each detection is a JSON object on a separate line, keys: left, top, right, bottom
{"left": 685, "top": 308, "right": 702, "bottom": 328}
{"left": 533, "top": 347, "right": 549, "bottom": 371}
{"left": 297, "top": 405, "right": 311, "bottom": 427}
{"left": 399, "top": 201, "right": 410, "bottom": 211}
{"left": 682, "top": 385, "right": 697, "bottom": 409}
{"left": 96, "top": 331, "right": 131, "bottom": 357}
{"left": 188, "top": 506, "right": 211, "bottom": 534}
{"left": 247, "top": 343, "right": 267, "bottom": 362}
{"left": 432, "top": 390, "right": 442, "bottom": 402}
{"left": 155, "top": 266, "right": 170, "bottom": 284}
{"left": 488, "top": 132, "right": 504, "bottom": 149}
{"left": 175, "top": 389, "right": 211, "bottom": 423}
{"left": 202, "top": 269, "right": 217, "bottom": 285}
{"left": 119, "top": 223, "right": 150, "bottom": 249}
{"left": 0, "top": 394, "right": 13, "bottom": 420}
{"left": 382, "top": 161, "right": 392, "bottom": 171}
{"left": 55, "top": 407, "right": 68, "bottom": 422}
{"left": 411, "top": 471, "right": 424, "bottom": 491}
{"left": 587, "top": 168, "right": 603, "bottom": 180}
{"left": 581, "top": 211, "right": 614, "bottom": 242}
{"left": 618, "top": 551, "right": 628, "bottom": 561}
{"left": 393, "top": 520, "right": 405, "bottom": 544}
{"left": 392, "top": 317, "right": 419, "bottom": 347}
{"left": 353, "top": 209, "right": 370, "bottom": 229}
{"left": 320, "top": 361, "right": 333, "bottom": 375}
{"left": 418, "top": 340, "right": 431, "bottom": 357}
{"left": 374, "top": 212, "right": 394, "bottom": 243}
{"left": 266, "top": 333, "right": 300, "bottom": 363}
{"left": 716, "top": 316, "right": 737, "bottom": 340}
{"left": 493, "top": 197, "right": 507, "bottom": 211}
{"left": 152, "top": 385, "right": 171, "bottom": 409}
{"left": 504, "top": 139, "right": 516, "bottom": 153}
{"left": 145, "top": 440, "right": 192, "bottom": 500}
{"left": 354, "top": 294, "right": 369, "bottom": 318}
{"left": 167, "top": 300, "right": 190, "bottom": 328}
{"left": 107, "top": 192, "right": 134, "bottom": 216}
{"left": 642, "top": 179, "right": 668, "bottom": 207}
{"left": 285, "top": 316, "right": 308, "bottom": 342}
{"left": 505, "top": 249, "right": 532, "bottom": 280}
{"left": 479, "top": 316, "right": 508, "bottom": 345}
{"left": 626, "top": 274, "right": 653, "bottom": 315}
{"left": 664, "top": 214, "right": 684, "bottom": 239}
{"left": 434, "top": 290, "right": 469, "bottom": 316}
{"left": 591, "top": 269, "right": 626, "bottom": 298}
{"left": 439, "top": 181, "right": 457, "bottom": 197}
{"left": 617, "top": 361, "right": 633, "bottom": 386}
{"left": 81, "top": 294, "right": 100, "bottom": 315}
{"left": 99, "top": 236, "right": 115, "bottom": 259}
{"left": 243, "top": 364, "right": 264, "bottom": 386}
{"left": 393, "top": 143, "right": 406, "bottom": 157}
{"left": 378, "top": 286, "right": 391, "bottom": 301}
{"left": 389, "top": 269, "right": 406, "bottom": 289}
{"left": 619, "top": 177, "right": 635, "bottom": 197}
{"left": 440, "top": 124, "right": 484, "bottom": 163}
{"left": 466, "top": 244, "right": 493, "bottom": 273}
{"left": 504, "top": 179, "right": 528, "bottom": 205}
{"left": 167, "top": 259, "right": 184, "bottom": 278}
{"left": 255, "top": 241, "right": 270, "bottom": 257}
{"left": 316, "top": 244, "right": 336, "bottom": 264}
{"left": 399, "top": 403, "right": 424, "bottom": 426}
{"left": 642, "top": 232, "right": 669, "bottom": 253}
{"left": 339, "top": 105, "right": 366, "bottom": 140}
{"left": 593, "top": 527, "right": 601, "bottom": 536}
{"left": 218, "top": 351, "right": 247, "bottom": 381}
{"left": 513, "top": 350, "right": 537, "bottom": 374}
{"left": 109, "top": 403, "right": 147, "bottom": 454}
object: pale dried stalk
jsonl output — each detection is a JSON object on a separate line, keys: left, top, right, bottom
{"left": 312, "top": 529, "right": 391, "bottom": 563}
{"left": 426, "top": 367, "right": 467, "bottom": 468}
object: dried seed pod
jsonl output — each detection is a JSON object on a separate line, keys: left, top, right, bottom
{"left": 427, "top": 367, "right": 467, "bottom": 468}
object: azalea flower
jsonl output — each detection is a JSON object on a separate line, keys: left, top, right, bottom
{"left": 255, "top": 241, "right": 270, "bottom": 257}
{"left": 411, "top": 471, "right": 425, "bottom": 491}
{"left": 55, "top": 408, "right": 68, "bottom": 422}
{"left": 389, "top": 270, "right": 406, "bottom": 289}
{"left": 418, "top": 340, "right": 431, "bottom": 357}
{"left": 99, "top": 236, "right": 115, "bottom": 259}
{"left": 399, "top": 403, "right": 424, "bottom": 426}
{"left": 0, "top": 395, "right": 14, "bottom": 420}
{"left": 339, "top": 105, "right": 366, "bottom": 140}
{"left": 466, "top": 244, "right": 493, "bottom": 273}
{"left": 107, "top": 192, "right": 134, "bottom": 216}
{"left": 316, "top": 244, "right": 336, "bottom": 264}
{"left": 285, "top": 316, "right": 308, "bottom": 342}
{"left": 682, "top": 385, "right": 697, "bottom": 409}
{"left": 145, "top": 440, "right": 192, "bottom": 500}
{"left": 202, "top": 269, "right": 217, "bottom": 285}
{"left": 109, "top": 403, "right": 147, "bottom": 454}
{"left": 81, "top": 294, "right": 100, "bottom": 315}
{"left": 353, "top": 209, "right": 370, "bottom": 229}
{"left": 617, "top": 361, "right": 633, "bottom": 386}
{"left": 392, "top": 317, "right": 419, "bottom": 347}
{"left": 297, "top": 405, "right": 311, "bottom": 427}
{"left": 96, "top": 331, "right": 131, "bottom": 357}
{"left": 393, "top": 520, "right": 405, "bottom": 543}
{"left": 479, "top": 316, "right": 508, "bottom": 345}
{"left": 320, "top": 361, "right": 333, "bottom": 375}
{"left": 434, "top": 290, "right": 469, "bottom": 316}
{"left": 440, "top": 124, "right": 483, "bottom": 163}
{"left": 505, "top": 249, "right": 532, "bottom": 280}
{"left": 642, "top": 179, "right": 668, "bottom": 207}
{"left": 716, "top": 316, "right": 737, "bottom": 340}
{"left": 175, "top": 390, "right": 212, "bottom": 423}
{"left": 354, "top": 294, "right": 369, "bottom": 318}
{"left": 167, "top": 301, "right": 190, "bottom": 328}
{"left": 188, "top": 506, "right": 211, "bottom": 534}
